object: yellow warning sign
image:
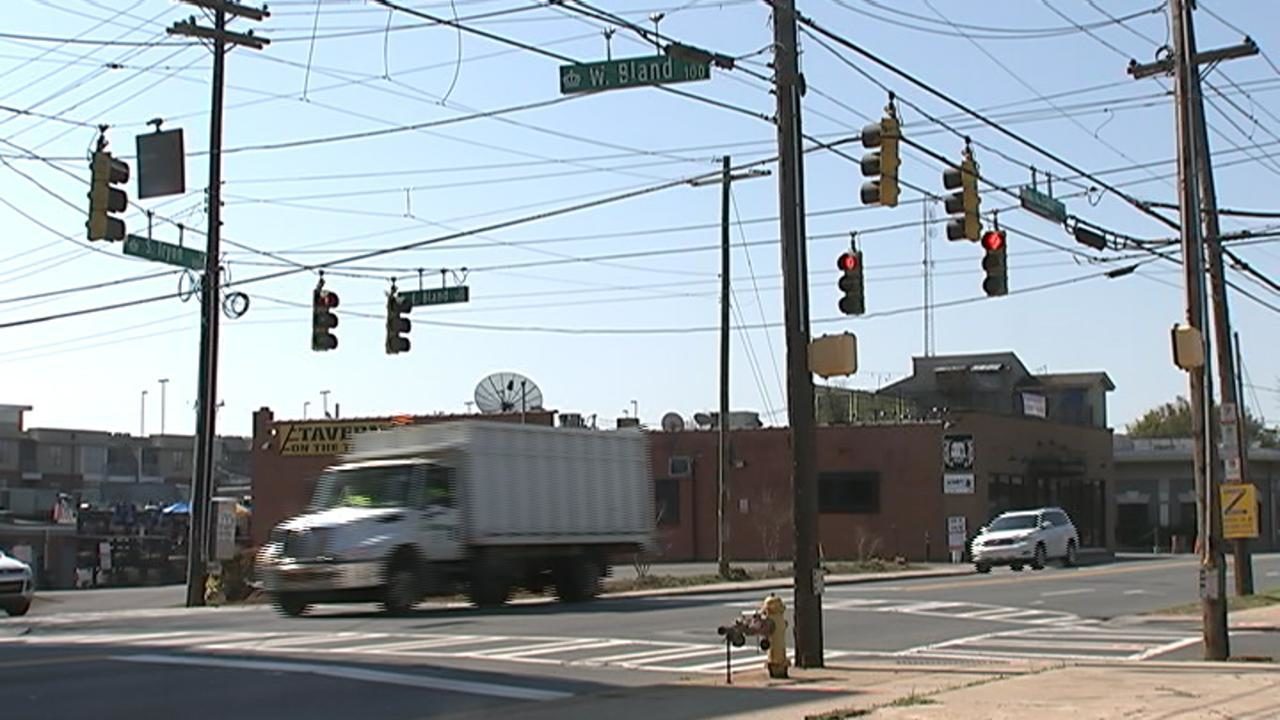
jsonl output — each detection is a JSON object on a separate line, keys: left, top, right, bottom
{"left": 274, "top": 421, "right": 393, "bottom": 456}
{"left": 1220, "top": 483, "right": 1259, "bottom": 540}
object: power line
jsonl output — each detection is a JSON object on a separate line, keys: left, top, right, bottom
{"left": 0, "top": 269, "right": 180, "bottom": 305}
{"left": 795, "top": 11, "right": 1183, "bottom": 233}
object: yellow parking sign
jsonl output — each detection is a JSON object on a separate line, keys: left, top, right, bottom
{"left": 1220, "top": 484, "right": 1259, "bottom": 539}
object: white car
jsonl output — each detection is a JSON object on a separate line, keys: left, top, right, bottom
{"left": 0, "top": 547, "right": 34, "bottom": 616}
{"left": 971, "top": 507, "right": 1079, "bottom": 574}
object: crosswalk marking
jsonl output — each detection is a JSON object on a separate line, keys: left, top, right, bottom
{"left": 0, "top": 629, "right": 840, "bottom": 676}
{"left": 892, "top": 625, "right": 1201, "bottom": 662}
{"left": 726, "top": 597, "right": 1090, "bottom": 627}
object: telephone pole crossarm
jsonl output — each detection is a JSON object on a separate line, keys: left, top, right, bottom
{"left": 1127, "top": 37, "right": 1258, "bottom": 79}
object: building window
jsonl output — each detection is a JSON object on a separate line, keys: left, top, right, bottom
{"left": 654, "top": 478, "right": 680, "bottom": 526}
{"left": 668, "top": 456, "right": 691, "bottom": 477}
{"left": 819, "top": 471, "right": 880, "bottom": 514}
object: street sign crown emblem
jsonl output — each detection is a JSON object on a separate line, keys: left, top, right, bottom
{"left": 562, "top": 69, "right": 582, "bottom": 89}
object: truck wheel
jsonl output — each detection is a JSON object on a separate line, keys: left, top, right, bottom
{"left": 382, "top": 551, "right": 422, "bottom": 616}
{"left": 3, "top": 600, "right": 30, "bottom": 617}
{"left": 275, "top": 593, "right": 311, "bottom": 617}
{"left": 554, "top": 558, "right": 600, "bottom": 603}
{"left": 383, "top": 567, "right": 420, "bottom": 616}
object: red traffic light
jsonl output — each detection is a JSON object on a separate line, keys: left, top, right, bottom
{"left": 317, "top": 290, "right": 340, "bottom": 309}
{"left": 981, "top": 230, "right": 1005, "bottom": 252}
{"left": 838, "top": 252, "right": 860, "bottom": 271}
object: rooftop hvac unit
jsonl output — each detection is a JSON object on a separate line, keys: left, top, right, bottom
{"left": 559, "top": 413, "right": 584, "bottom": 429}
{"left": 616, "top": 417, "right": 641, "bottom": 429}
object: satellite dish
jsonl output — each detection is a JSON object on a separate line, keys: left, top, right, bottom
{"left": 693, "top": 412, "right": 713, "bottom": 428}
{"left": 660, "top": 412, "right": 685, "bottom": 432}
{"left": 474, "top": 371, "right": 544, "bottom": 414}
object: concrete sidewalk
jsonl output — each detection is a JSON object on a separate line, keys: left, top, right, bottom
{"left": 447, "top": 659, "right": 1279, "bottom": 720}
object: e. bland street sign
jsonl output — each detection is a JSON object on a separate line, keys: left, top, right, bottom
{"left": 400, "top": 285, "right": 470, "bottom": 307}
{"left": 123, "top": 234, "right": 206, "bottom": 271}
{"left": 559, "top": 54, "right": 711, "bottom": 95}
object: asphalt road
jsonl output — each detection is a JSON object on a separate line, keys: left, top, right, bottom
{"left": 2, "top": 554, "right": 1277, "bottom": 719}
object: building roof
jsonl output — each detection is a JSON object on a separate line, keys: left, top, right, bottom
{"left": 880, "top": 352, "right": 1031, "bottom": 395}
{"left": 1036, "top": 372, "right": 1116, "bottom": 392}
{"left": 1113, "top": 434, "right": 1280, "bottom": 462}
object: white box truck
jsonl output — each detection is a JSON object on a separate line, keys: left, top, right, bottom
{"left": 256, "top": 421, "right": 653, "bottom": 616}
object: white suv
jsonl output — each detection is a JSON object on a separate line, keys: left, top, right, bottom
{"left": 971, "top": 507, "right": 1079, "bottom": 574}
{"left": 0, "top": 547, "right": 34, "bottom": 616}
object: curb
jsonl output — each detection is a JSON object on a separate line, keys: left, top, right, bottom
{"left": 600, "top": 567, "right": 975, "bottom": 600}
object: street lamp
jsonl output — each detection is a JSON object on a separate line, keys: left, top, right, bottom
{"left": 140, "top": 389, "right": 148, "bottom": 436}
{"left": 320, "top": 390, "right": 331, "bottom": 418}
{"left": 304, "top": 401, "right": 311, "bottom": 420}
{"left": 158, "top": 378, "right": 169, "bottom": 435}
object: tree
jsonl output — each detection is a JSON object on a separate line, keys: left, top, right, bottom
{"left": 1127, "top": 395, "right": 1279, "bottom": 447}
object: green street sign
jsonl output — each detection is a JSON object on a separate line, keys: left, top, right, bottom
{"left": 1019, "top": 186, "right": 1067, "bottom": 224}
{"left": 123, "top": 234, "right": 206, "bottom": 271}
{"left": 559, "top": 54, "right": 711, "bottom": 95}
{"left": 400, "top": 285, "right": 470, "bottom": 307}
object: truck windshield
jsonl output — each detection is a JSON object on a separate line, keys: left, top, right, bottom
{"left": 310, "top": 465, "right": 412, "bottom": 510}
{"left": 988, "top": 515, "right": 1038, "bottom": 531}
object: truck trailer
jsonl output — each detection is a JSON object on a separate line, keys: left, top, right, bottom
{"left": 256, "top": 421, "right": 653, "bottom": 616}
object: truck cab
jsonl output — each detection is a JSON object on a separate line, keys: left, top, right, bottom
{"left": 258, "top": 458, "right": 462, "bottom": 616}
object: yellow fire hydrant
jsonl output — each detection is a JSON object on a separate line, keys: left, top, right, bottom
{"left": 760, "top": 593, "right": 789, "bottom": 679}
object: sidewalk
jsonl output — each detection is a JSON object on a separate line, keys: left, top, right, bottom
{"left": 1138, "top": 600, "right": 1280, "bottom": 631}
{"left": 602, "top": 564, "right": 973, "bottom": 600}
{"left": 448, "top": 659, "right": 1279, "bottom": 720}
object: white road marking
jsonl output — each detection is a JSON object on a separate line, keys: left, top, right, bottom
{"left": 115, "top": 654, "right": 571, "bottom": 701}
{"left": 1134, "top": 636, "right": 1202, "bottom": 661}
{"left": 1040, "top": 588, "right": 1095, "bottom": 597}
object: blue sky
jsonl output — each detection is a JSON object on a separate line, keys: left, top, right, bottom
{"left": 1, "top": 0, "right": 1278, "bottom": 437}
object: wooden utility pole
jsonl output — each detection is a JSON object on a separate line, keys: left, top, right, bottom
{"left": 168, "top": 0, "right": 269, "bottom": 608}
{"left": 1182, "top": 7, "right": 1258, "bottom": 597}
{"left": 771, "top": 0, "right": 822, "bottom": 668}
{"left": 689, "top": 159, "right": 769, "bottom": 580}
{"left": 1168, "top": 0, "right": 1228, "bottom": 660}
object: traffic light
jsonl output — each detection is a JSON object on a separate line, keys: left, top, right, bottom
{"left": 943, "top": 150, "right": 980, "bottom": 242}
{"left": 837, "top": 250, "right": 865, "bottom": 316}
{"left": 859, "top": 110, "right": 900, "bottom": 208}
{"left": 87, "top": 150, "right": 129, "bottom": 241}
{"left": 981, "top": 229, "right": 1008, "bottom": 297}
{"left": 385, "top": 292, "right": 411, "bottom": 355}
{"left": 311, "top": 285, "right": 339, "bottom": 351}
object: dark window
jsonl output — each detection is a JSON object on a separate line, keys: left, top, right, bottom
{"left": 668, "top": 456, "right": 691, "bottom": 477}
{"left": 424, "top": 465, "right": 454, "bottom": 508}
{"left": 655, "top": 478, "right": 680, "bottom": 526}
{"left": 1048, "top": 510, "right": 1071, "bottom": 527}
{"left": 819, "top": 471, "right": 880, "bottom": 514}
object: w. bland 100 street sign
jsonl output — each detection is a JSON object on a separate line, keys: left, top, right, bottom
{"left": 559, "top": 54, "right": 711, "bottom": 95}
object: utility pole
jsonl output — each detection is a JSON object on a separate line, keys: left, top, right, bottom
{"left": 1129, "top": 0, "right": 1257, "bottom": 655}
{"left": 1169, "top": 0, "right": 1228, "bottom": 660}
{"left": 1183, "top": 7, "right": 1258, "bottom": 598}
{"left": 691, "top": 158, "right": 769, "bottom": 580}
{"left": 168, "top": 0, "right": 268, "bottom": 609}
{"left": 771, "top": 0, "right": 823, "bottom": 668}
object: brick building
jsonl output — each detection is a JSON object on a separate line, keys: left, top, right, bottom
{"left": 245, "top": 352, "right": 1119, "bottom": 563}
{"left": 249, "top": 406, "right": 557, "bottom": 545}
{"left": 650, "top": 412, "right": 1114, "bottom": 563}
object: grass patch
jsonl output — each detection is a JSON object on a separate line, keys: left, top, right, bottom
{"left": 1147, "top": 586, "right": 1280, "bottom": 616}
{"left": 887, "top": 691, "right": 938, "bottom": 707}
